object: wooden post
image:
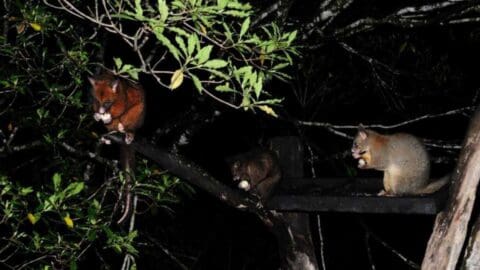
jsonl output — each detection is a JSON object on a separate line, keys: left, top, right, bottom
{"left": 270, "top": 136, "right": 319, "bottom": 270}
{"left": 422, "top": 107, "right": 480, "bottom": 269}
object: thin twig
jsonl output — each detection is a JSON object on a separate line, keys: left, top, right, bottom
{"left": 297, "top": 106, "right": 474, "bottom": 130}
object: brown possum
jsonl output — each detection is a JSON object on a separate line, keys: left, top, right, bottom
{"left": 351, "top": 126, "right": 448, "bottom": 195}
{"left": 88, "top": 73, "right": 145, "bottom": 223}
{"left": 229, "top": 149, "right": 281, "bottom": 201}
{"left": 89, "top": 73, "right": 145, "bottom": 144}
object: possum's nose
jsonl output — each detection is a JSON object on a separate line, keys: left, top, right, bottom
{"left": 99, "top": 107, "right": 106, "bottom": 114}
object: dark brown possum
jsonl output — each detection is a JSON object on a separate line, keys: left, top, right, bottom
{"left": 229, "top": 149, "right": 281, "bottom": 201}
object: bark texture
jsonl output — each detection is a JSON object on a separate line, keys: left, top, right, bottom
{"left": 422, "top": 107, "right": 480, "bottom": 269}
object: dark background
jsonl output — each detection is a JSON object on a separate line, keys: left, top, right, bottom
{"left": 3, "top": 0, "right": 480, "bottom": 269}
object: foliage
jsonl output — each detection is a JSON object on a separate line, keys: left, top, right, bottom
{"left": 0, "top": 1, "right": 193, "bottom": 268}
{"left": 50, "top": 0, "right": 298, "bottom": 115}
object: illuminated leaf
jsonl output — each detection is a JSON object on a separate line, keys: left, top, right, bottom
{"left": 196, "top": 45, "right": 212, "bottom": 64}
{"left": 257, "top": 105, "right": 278, "bottom": 117}
{"left": 64, "top": 214, "right": 74, "bottom": 229}
{"left": 170, "top": 69, "right": 184, "bottom": 90}
{"left": 27, "top": 213, "right": 37, "bottom": 225}
{"left": 157, "top": 0, "right": 169, "bottom": 22}
{"left": 29, "top": 23, "right": 42, "bottom": 31}
{"left": 202, "top": 59, "right": 228, "bottom": 69}
{"left": 239, "top": 17, "right": 250, "bottom": 38}
{"left": 190, "top": 74, "right": 202, "bottom": 93}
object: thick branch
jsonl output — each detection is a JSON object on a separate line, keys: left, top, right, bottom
{"left": 462, "top": 215, "right": 480, "bottom": 269}
{"left": 422, "top": 106, "right": 480, "bottom": 269}
{"left": 106, "top": 135, "right": 276, "bottom": 219}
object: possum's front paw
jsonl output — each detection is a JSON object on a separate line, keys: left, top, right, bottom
{"left": 124, "top": 133, "right": 134, "bottom": 144}
{"left": 100, "top": 137, "right": 112, "bottom": 145}
{"left": 101, "top": 113, "right": 112, "bottom": 124}
{"left": 117, "top": 123, "right": 125, "bottom": 133}
{"left": 238, "top": 180, "right": 251, "bottom": 191}
{"left": 94, "top": 113, "right": 102, "bottom": 121}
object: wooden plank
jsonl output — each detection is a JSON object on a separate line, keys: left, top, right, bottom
{"left": 268, "top": 177, "right": 448, "bottom": 215}
{"left": 267, "top": 193, "right": 447, "bottom": 214}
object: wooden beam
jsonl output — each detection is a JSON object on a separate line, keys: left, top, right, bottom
{"left": 267, "top": 193, "right": 446, "bottom": 214}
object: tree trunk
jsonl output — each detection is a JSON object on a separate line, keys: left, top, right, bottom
{"left": 422, "top": 107, "right": 480, "bottom": 269}
{"left": 462, "top": 214, "right": 480, "bottom": 269}
{"left": 270, "top": 137, "right": 319, "bottom": 270}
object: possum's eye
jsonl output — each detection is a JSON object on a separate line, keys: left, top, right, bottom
{"left": 103, "top": 101, "right": 113, "bottom": 109}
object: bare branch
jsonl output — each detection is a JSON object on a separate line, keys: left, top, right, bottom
{"left": 251, "top": 0, "right": 289, "bottom": 27}
{"left": 303, "top": 0, "right": 354, "bottom": 39}
{"left": 316, "top": 1, "right": 480, "bottom": 40}
{"left": 297, "top": 106, "right": 474, "bottom": 131}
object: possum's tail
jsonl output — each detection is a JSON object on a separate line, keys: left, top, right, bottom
{"left": 417, "top": 174, "right": 450, "bottom": 195}
{"left": 117, "top": 144, "right": 135, "bottom": 224}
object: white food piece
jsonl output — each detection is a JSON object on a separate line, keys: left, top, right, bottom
{"left": 101, "top": 113, "right": 112, "bottom": 124}
{"left": 238, "top": 180, "right": 251, "bottom": 191}
{"left": 358, "top": 158, "right": 366, "bottom": 167}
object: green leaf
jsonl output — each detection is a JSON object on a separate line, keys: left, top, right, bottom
{"left": 215, "top": 83, "right": 236, "bottom": 92}
{"left": 287, "top": 30, "right": 297, "bottom": 45}
{"left": 134, "top": 0, "right": 143, "bottom": 18}
{"left": 195, "top": 45, "right": 212, "bottom": 64}
{"left": 155, "top": 33, "right": 181, "bottom": 61}
{"left": 175, "top": 36, "right": 187, "bottom": 55}
{"left": 239, "top": 17, "right": 250, "bottom": 38}
{"left": 217, "top": 0, "right": 228, "bottom": 9}
{"left": 202, "top": 59, "right": 228, "bottom": 69}
{"left": 223, "top": 10, "right": 250, "bottom": 17}
{"left": 272, "top": 62, "right": 289, "bottom": 70}
{"left": 114, "top": 57, "right": 123, "bottom": 70}
{"left": 190, "top": 74, "right": 202, "bottom": 93}
{"left": 205, "top": 69, "right": 230, "bottom": 80}
{"left": 157, "top": 0, "right": 169, "bottom": 22}
{"left": 19, "top": 187, "right": 33, "bottom": 196}
{"left": 227, "top": 2, "right": 252, "bottom": 10}
{"left": 254, "top": 73, "right": 263, "bottom": 98}
{"left": 127, "top": 69, "right": 139, "bottom": 80}
{"left": 187, "top": 34, "right": 198, "bottom": 56}
{"left": 53, "top": 173, "right": 61, "bottom": 191}
{"left": 168, "top": 27, "right": 189, "bottom": 37}
{"left": 64, "top": 182, "right": 84, "bottom": 198}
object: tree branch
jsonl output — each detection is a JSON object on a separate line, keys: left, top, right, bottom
{"left": 305, "top": 1, "right": 480, "bottom": 41}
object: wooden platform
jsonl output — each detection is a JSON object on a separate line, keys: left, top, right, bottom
{"left": 266, "top": 177, "right": 448, "bottom": 215}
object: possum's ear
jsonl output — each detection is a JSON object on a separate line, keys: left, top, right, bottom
{"left": 357, "top": 124, "right": 368, "bottom": 140}
{"left": 88, "top": 77, "right": 96, "bottom": 87}
{"left": 111, "top": 79, "right": 119, "bottom": 93}
{"left": 358, "top": 130, "right": 368, "bottom": 140}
